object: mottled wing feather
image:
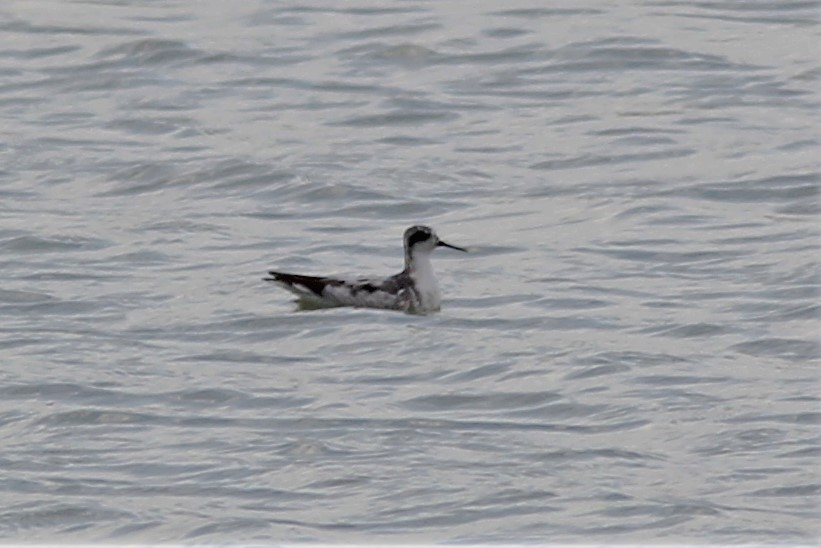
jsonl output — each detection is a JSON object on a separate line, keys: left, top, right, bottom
{"left": 265, "top": 270, "right": 415, "bottom": 310}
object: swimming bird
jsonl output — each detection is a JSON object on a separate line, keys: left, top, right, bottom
{"left": 264, "top": 225, "right": 467, "bottom": 313}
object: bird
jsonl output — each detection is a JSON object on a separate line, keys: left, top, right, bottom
{"left": 264, "top": 225, "right": 467, "bottom": 313}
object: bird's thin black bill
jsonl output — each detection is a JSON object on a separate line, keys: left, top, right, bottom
{"left": 437, "top": 240, "right": 468, "bottom": 252}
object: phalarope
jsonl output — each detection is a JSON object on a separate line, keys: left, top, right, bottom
{"left": 265, "top": 225, "right": 467, "bottom": 313}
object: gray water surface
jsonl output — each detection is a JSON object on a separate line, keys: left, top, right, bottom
{"left": 1, "top": 0, "right": 819, "bottom": 543}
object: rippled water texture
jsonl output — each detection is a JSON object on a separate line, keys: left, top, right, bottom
{"left": 1, "top": 0, "right": 819, "bottom": 543}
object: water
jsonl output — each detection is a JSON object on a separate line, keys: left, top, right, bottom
{"left": 1, "top": 0, "right": 819, "bottom": 543}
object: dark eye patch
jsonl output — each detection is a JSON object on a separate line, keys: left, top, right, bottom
{"left": 407, "top": 228, "right": 431, "bottom": 248}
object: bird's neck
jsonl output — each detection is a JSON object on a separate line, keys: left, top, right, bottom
{"left": 406, "top": 249, "right": 432, "bottom": 274}
{"left": 407, "top": 250, "right": 438, "bottom": 288}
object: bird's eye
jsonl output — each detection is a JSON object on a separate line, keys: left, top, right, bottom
{"left": 407, "top": 229, "right": 431, "bottom": 247}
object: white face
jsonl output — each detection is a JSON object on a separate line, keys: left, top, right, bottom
{"left": 404, "top": 225, "right": 468, "bottom": 256}
{"left": 404, "top": 225, "right": 438, "bottom": 254}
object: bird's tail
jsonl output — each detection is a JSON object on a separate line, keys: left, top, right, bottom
{"left": 264, "top": 271, "right": 330, "bottom": 298}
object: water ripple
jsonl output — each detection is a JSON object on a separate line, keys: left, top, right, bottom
{"left": 0, "top": 0, "right": 817, "bottom": 543}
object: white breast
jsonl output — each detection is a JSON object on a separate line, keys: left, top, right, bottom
{"left": 410, "top": 255, "right": 441, "bottom": 312}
